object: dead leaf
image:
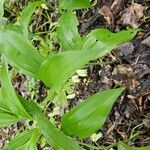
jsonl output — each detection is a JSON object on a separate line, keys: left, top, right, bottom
{"left": 98, "top": 5, "right": 114, "bottom": 25}
{"left": 120, "top": 3, "right": 144, "bottom": 28}
{"left": 116, "top": 65, "right": 134, "bottom": 77}
{"left": 142, "top": 36, "right": 150, "bottom": 47}
{"left": 111, "top": 0, "right": 124, "bottom": 15}
{"left": 143, "top": 118, "right": 150, "bottom": 128}
{"left": 116, "top": 42, "right": 134, "bottom": 57}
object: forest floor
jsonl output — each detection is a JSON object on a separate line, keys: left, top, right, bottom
{"left": 0, "top": 0, "right": 150, "bottom": 149}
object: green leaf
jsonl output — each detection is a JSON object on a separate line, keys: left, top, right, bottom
{"left": 61, "top": 88, "right": 125, "bottom": 138}
{"left": 4, "top": 24, "right": 24, "bottom": 34}
{"left": 89, "top": 28, "right": 138, "bottom": 46}
{"left": 19, "top": 96, "right": 82, "bottom": 150}
{"left": 0, "top": 60, "right": 31, "bottom": 119}
{"left": 57, "top": 11, "right": 81, "bottom": 50}
{"left": 0, "top": 88, "right": 20, "bottom": 128}
{"left": 59, "top": 0, "right": 91, "bottom": 10}
{"left": 0, "top": 29, "right": 44, "bottom": 78}
{"left": 0, "top": 112, "right": 19, "bottom": 128}
{"left": 39, "top": 29, "right": 137, "bottom": 92}
{"left": 20, "top": 0, "right": 45, "bottom": 38}
{"left": 39, "top": 50, "right": 100, "bottom": 89}
{"left": 0, "top": 88, "right": 11, "bottom": 113}
{"left": 5, "top": 128, "right": 39, "bottom": 150}
{"left": 118, "top": 142, "right": 150, "bottom": 150}
{"left": 0, "top": 0, "right": 4, "bottom": 18}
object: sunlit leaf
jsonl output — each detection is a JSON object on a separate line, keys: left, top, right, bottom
{"left": 0, "top": 30, "right": 44, "bottom": 78}
{"left": 19, "top": 96, "right": 82, "bottom": 150}
{"left": 57, "top": 11, "right": 81, "bottom": 50}
{"left": 59, "top": 0, "right": 91, "bottom": 10}
{"left": 61, "top": 88, "right": 125, "bottom": 138}
{"left": 5, "top": 128, "right": 39, "bottom": 150}
{"left": 89, "top": 28, "right": 138, "bottom": 46}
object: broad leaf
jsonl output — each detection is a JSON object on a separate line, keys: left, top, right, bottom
{"left": 39, "top": 49, "right": 102, "bottom": 89}
{"left": 89, "top": 28, "right": 138, "bottom": 46}
{"left": 19, "top": 96, "right": 82, "bottom": 150}
{"left": 57, "top": 11, "right": 81, "bottom": 50}
{"left": 0, "top": 30, "right": 44, "bottom": 78}
{"left": 59, "top": 0, "right": 91, "bottom": 10}
{"left": 118, "top": 142, "right": 150, "bottom": 150}
{"left": 39, "top": 29, "right": 137, "bottom": 92}
{"left": 0, "top": 61, "right": 31, "bottom": 119}
{"left": 0, "top": 112, "right": 19, "bottom": 128}
{"left": 5, "top": 128, "right": 39, "bottom": 150}
{"left": 61, "top": 88, "right": 125, "bottom": 138}
{"left": 20, "top": 1, "right": 45, "bottom": 38}
{"left": 80, "top": 28, "right": 139, "bottom": 52}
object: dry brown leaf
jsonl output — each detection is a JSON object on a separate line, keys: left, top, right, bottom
{"left": 98, "top": 5, "right": 114, "bottom": 25}
{"left": 120, "top": 3, "right": 144, "bottom": 28}
{"left": 116, "top": 65, "right": 134, "bottom": 77}
{"left": 111, "top": 0, "right": 124, "bottom": 15}
{"left": 142, "top": 36, "right": 150, "bottom": 47}
{"left": 143, "top": 118, "right": 150, "bottom": 128}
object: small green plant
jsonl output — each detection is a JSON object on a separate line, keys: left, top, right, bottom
{"left": 0, "top": 1, "right": 148, "bottom": 150}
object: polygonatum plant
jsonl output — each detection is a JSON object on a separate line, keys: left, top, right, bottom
{"left": 0, "top": 1, "right": 148, "bottom": 150}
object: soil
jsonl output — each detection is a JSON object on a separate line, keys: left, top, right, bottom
{"left": 1, "top": 0, "right": 150, "bottom": 149}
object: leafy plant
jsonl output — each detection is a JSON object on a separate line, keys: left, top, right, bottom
{"left": 39, "top": 11, "right": 138, "bottom": 100}
{"left": 0, "top": 1, "right": 146, "bottom": 150}
{"left": 19, "top": 96, "right": 82, "bottom": 150}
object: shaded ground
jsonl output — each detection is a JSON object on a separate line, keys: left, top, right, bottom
{"left": 0, "top": 0, "right": 150, "bottom": 149}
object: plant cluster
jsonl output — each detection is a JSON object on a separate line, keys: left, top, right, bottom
{"left": 0, "top": 0, "right": 148, "bottom": 150}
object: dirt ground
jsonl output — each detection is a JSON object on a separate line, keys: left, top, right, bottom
{"left": 0, "top": 0, "right": 150, "bottom": 149}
